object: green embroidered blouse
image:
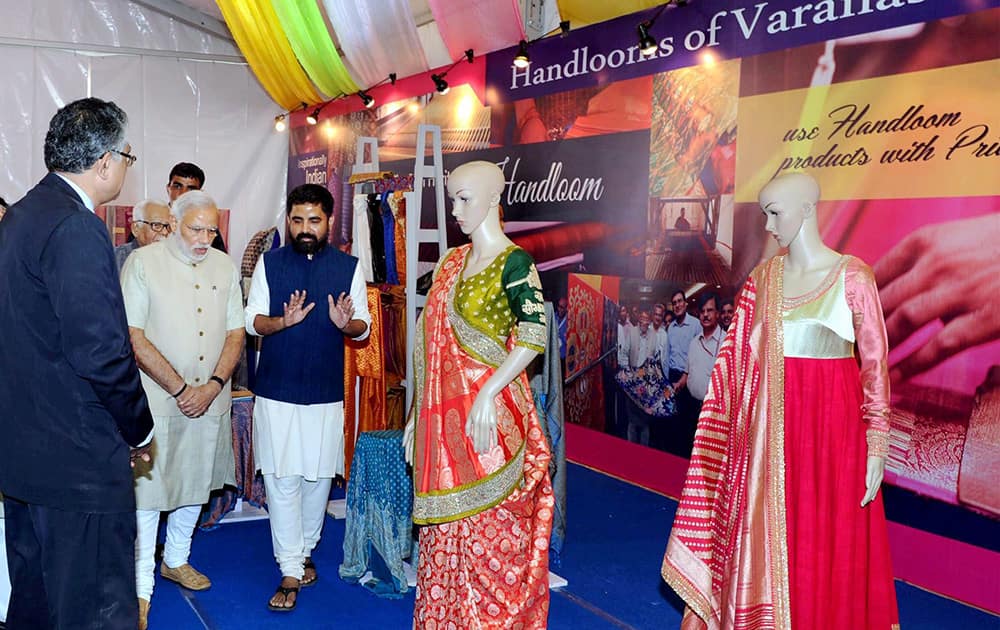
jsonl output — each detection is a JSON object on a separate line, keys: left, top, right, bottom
{"left": 454, "top": 245, "right": 547, "bottom": 354}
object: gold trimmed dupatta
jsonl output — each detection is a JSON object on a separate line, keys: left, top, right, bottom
{"left": 662, "top": 257, "right": 792, "bottom": 630}
{"left": 411, "top": 245, "right": 539, "bottom": 525}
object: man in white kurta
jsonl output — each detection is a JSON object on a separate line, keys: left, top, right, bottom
{"left": 120, "top": 191, "right": 243, "bottom": 627}
{"left": 245, "top": 183, "right": 370, "bottom": 611}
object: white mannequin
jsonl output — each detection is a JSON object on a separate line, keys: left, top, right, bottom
{"left": 758, "top": 171, "right": 885, "bottom": 507}
{"left": 405, "top": 161, "right": 541, "bottom": 460}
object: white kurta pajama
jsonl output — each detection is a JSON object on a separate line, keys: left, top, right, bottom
{"left": 121, "top": 237, "right": 243, "bottom": 599}
{"left": 245, "top": 254, "right": 369, "bottom": 579}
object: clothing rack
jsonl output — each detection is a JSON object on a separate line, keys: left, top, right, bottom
{"left": 404, "top": 125, "right": 447, "bottom": 412}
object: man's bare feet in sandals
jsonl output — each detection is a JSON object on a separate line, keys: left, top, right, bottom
{"left": 267, "top": 576, "right": 300, "bottom": 612}
{"left": 302, "top": 558, "right": 318, "bottom": 587}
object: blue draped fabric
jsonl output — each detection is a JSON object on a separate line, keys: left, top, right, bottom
{"left": 339, "top": 430, "right": 413, "bottom": 597}
{"left": 530, "top": 302, "right": 567, "bottom": 565}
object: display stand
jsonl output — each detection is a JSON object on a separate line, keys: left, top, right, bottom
{"left": 404, "top": 124, "right": 449, "bottom": 413}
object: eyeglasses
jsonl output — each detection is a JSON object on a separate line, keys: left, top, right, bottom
{"left": 113, "top": 150, "right": 137, "bottom": 167}
{"left": 133, "top": 220, "right": 171, "bottom": 234}
{"left": 183, "top": 224, "right": 219, "bottom": 237}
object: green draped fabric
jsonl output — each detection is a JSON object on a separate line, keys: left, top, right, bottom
{"left": 269, "top": 0, "right": 359, "bottom": 98}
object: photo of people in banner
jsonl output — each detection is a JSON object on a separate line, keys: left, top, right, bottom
{"left": 285, "top": 9, "right": 998, "bottom": 516}
{"left": 562, "top": 273, "right": 736, "bottom": 458}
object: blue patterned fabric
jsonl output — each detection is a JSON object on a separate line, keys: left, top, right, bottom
{"left": 615, "top": 358, "right": 678, "bottom": 418}
{"left": 339, "top": 430, "right": 413, "bottom": 597}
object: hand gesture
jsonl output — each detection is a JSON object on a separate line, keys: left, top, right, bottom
{"left": 874, "top": 214, "right": 1000, "bottom": 381}
{"left": 282, "top": 290, "right": 315, "bottom": 328}
{"left": 176, "top": 383, "right": 219, "bottom": 418}
{"left": 465, "top": 390, "right": 498, "bottom": 454}
{"left": 861, "top": 455, "right": 885, "bottom": 507}
{"left": 328, "top": 292, "right": 355, "bottom": 330}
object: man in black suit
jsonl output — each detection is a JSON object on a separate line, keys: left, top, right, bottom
{"left": 0, "top": 97, "right": 154, "bottom": 630}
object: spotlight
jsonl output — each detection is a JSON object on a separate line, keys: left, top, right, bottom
{"left": 389, "top": 73, "right": 397, "bottom": 85}
{"left": 464, "top": 48, "right": 474, "bottom": 63}
{"left": 358, "top": 90, "right": 375, "bottom": 109}
{"left": 638, "top": 22, "right": 657, "bottom": 56}
{"left": 306, "top": 107, "right": 320, "bottom": 125}
{"left": 559, "top": 20, "right": 571, "bottom": 36}
{"left": 432, "top": 74, "right": 449, "bottom": 95}
{"left": 512, "top": 40, "right": 530, "bottom": 68}
{"left": 274, "top": 114, "right": 287, "bottom": 131}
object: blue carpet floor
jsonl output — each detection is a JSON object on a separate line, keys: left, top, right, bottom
{"left": 146, "top": 464, "right": 998, "bottom": 629}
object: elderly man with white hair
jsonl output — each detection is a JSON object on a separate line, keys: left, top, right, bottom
{"left": 120, "top": 190, "right": 244, "bottom": 629}
{"left": 114, "top": 198, "right": 172, "bottom": 273}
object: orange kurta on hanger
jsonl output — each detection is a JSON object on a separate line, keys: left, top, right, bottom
{"left": 343, "top": 286, "right": 386, "bottom": 479}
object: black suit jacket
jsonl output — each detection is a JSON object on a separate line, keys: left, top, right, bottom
{"left": 0, "top": 173, "right": 154, "bottom": 513}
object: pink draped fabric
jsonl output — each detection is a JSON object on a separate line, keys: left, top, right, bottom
{"left": 427, "top": 0, "right": 525, "bottom": 61}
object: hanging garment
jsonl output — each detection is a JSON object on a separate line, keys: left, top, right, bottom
{"left": 389, "top": 192, "right": 407, "bottom": 285}
{"left": 380, "top": 191, "right": 399, "bottom": 285}
{"left": 343, "top": 286, "right": 387, "bottom": 479}
{"left": 339, "top": 430, "right": 413, "bottom": 598}
{"left": 352, "top": 195, "right": 374, "bottom": 283}
{"left": 529, "top": 301, "right": 568, "bottom": 565}
{"left": 366, "top": 194, "right": 387, "bottom": 284}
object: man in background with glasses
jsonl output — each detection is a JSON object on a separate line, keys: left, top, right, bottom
{"left": 114, "top": 199, "right": 172, "bottom": 273}
{"left": 165, "top": 162, "right": 227, "bottom": 253}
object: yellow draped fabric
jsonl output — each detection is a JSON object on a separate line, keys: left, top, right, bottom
{"left": 216, "top": 0, "right": 321, "bottom": 110}
{"left": 555, "top": 0, "right": 662, "bottom": 28}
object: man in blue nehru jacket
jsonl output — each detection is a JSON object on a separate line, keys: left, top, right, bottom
{"left": 245, "top": 184, "right": 370, "bottom": 612}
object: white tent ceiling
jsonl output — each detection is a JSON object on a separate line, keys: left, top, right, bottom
{"left": 148, "top": 0, "right": 560, "bottom": 81}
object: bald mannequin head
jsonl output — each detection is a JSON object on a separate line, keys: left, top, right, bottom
{"left": 447, "top": 161, "right": 505, "bottom": 236}
{"left": 758, "top": 172, "right": 820, "bottom": 248}
{"left": 760, "top": 172, "right": 820, "bottom": 208}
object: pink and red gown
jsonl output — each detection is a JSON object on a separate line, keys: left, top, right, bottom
{"left": 662, "top": 255, "right": 900, "bottom": 629}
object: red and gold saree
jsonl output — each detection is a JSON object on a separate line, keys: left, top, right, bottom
{"left": 411, "top": 244, "right": 553, "bottom": 629}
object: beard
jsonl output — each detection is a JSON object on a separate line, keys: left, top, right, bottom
{"left": 172, "top": 234, "right": 209, "bottom": 263}
{"left": 292, "top": 233, "right": 326, "bottom": 256}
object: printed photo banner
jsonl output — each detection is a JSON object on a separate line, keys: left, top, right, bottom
{"left": 382, "top": 130, "right": 651, "bottom": 224}
{"left": 288, "top": 150, "right": 330, "bottom": 190}
{"left": 735, "top": 59, "right": 999, "bottom": 201}
{"left": 485, "top": 0, "right": 986, "bottom": 103}
{"left": 286, "top": 7, "right": 1000, "bottom": 520}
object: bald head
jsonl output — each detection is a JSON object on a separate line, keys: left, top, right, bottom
{"left": 759, "top": 172, "right": 820, "bottom": 210}
{"left": 447, "top": 160, "right": 506, "bottom": 236}
{"left": 450, "top": 161, "right": 505, "bottom": 198}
